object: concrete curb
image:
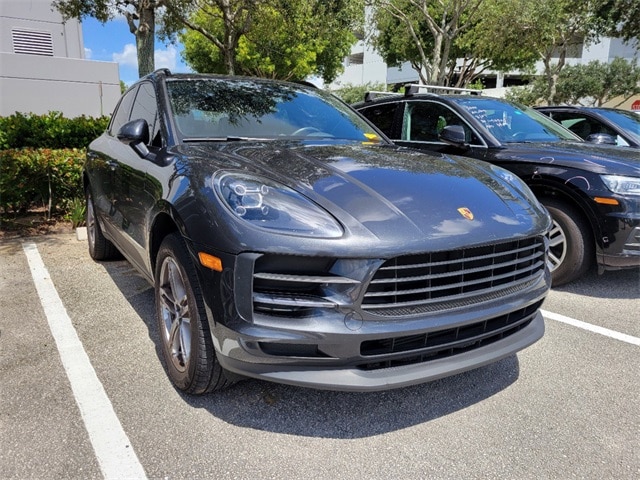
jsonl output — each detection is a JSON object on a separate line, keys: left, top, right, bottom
{"left": 76, "top": 227, "right": 87, "bottom": 241}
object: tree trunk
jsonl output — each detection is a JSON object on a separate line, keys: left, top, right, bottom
{"left": 136, "top": 3, "right": 156, "bottom": 78}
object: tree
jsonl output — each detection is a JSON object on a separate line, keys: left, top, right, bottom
{"left": 367, "top": 0, "right": 486, "bottom": 86}
{"left": 505, "top": 58, "right": 640, "bottom": 107}
{"left": 177, "top": 0, "right": 363, "bottom": 82}
{"left": 594, "top": 0, "right": 640, "bottom": 42}
{"left": 470, "top": 0, "right": 606, "bottom": 105}
{"left": 556, "top": 58, "right": 640, "bottom": 106}
{"left": 53, "top": 0, "right": 165, "bottom": 78}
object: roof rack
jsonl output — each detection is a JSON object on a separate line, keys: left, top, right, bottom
{"left": 405, "top": 84, "right": 483, "bottom": 96}
{"left": 364, "top": 91, "right": 403, "bottom": 102}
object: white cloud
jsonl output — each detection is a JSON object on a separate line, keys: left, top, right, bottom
{"left": 155, "top": 44, "right": 178, "bottom": 71}
{"left": 112, "top": 43, "right": 183, "bottom": 72}
{"left": 112, "top": 43, "right": 138, "bottom": 68}
{"left": 84, "top": 47, "right": 92, "bottom": 59}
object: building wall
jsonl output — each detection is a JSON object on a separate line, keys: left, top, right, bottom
{"left": 0, "top": 0, "right": 120, "bottom": 118}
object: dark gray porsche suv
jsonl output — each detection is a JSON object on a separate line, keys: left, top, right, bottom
{"left": 84, "top": 70, "right": 551, "bottom": 394}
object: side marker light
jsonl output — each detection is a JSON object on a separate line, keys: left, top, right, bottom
{"left": 594, "top": 197, "right": 619, "bottom": 206}
{"left": 198, "top": 252, "right": 223, "bottom": 271}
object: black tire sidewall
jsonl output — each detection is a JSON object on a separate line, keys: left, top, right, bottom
{"left": 86, "top": 190, "right": 110, "bottom": 260}
{"left": 544, "top": 200, "right": 593, "bottom": 286}
{"left": 154, "top": 233, "right": 215, "bottom": 393}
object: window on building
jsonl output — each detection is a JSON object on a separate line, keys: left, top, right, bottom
{"left": 347, "top": 52, "right": 364, "bottom": 66}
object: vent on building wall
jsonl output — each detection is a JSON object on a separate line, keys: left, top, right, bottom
{"left": 12, "top": 29, "right": 54, "bottom": 56}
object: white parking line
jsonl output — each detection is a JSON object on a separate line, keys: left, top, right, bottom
{"left": 542, "top": 309, "right": 640, "bottom": 346}
{"left": 22, "top": 242, "right": 147, "bottom": 480}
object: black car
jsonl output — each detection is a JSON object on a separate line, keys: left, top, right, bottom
{"left": 354, "top": 88, "right": 640, "bottom": 286}
{"left": 84, "top": 70, "right": 551, "bottom": 394}
{"left": 535, "top": 105, "right": 640, "bottom": 148}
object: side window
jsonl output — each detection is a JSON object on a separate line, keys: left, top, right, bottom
{"left": 359, "top": 103, "right": 397, "bottom": 138}
{"left": 405, "top": 101, "right": 480, "bottom": 145}
{"left": 108, "top": 86, "right": 138, "bottom": 136}
{"left": 553, "top": 112, "right": 616, "bottom": 140}
{"left": 130, "top": 82, "right": 161, "bottom": 147}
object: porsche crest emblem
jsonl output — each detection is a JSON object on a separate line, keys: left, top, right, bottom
{"left": 457, "top": 207, "right": 474, "bottom": 220}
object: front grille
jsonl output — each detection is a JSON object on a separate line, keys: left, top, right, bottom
{"left": 358, "top": 300, "right": 542, "bottom": 370}
{"left": 362, "top": 236, "right": 546, "bottom": 316}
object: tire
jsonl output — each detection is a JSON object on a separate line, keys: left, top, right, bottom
{"left": 155, "top": 233, "right": 232, "bottom": 394}
{"left": 543, "top": 199, "right": 594, "bottom": 287}
{"left": 86, "top": 190, "right": 119, "bottom": 260}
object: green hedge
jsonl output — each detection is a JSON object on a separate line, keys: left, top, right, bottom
{"left": 0, "top": 148, "right": 85, "bottom": 218}
{"left": 0, "top": 111, "right": 109, "bottom": 150}
{"left": 0, "top": 112, "right": 109, "bottom": 223}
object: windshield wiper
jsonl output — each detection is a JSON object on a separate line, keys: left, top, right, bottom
{"left": 183, "top": 136, "right": 273, "bottom": 142}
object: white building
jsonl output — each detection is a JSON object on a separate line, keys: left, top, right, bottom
{"left": 0, "top": 0, "right": 120, "bottom": 118}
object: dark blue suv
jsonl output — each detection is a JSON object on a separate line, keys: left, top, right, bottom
{"left": 354, "top": 88, "right": 640, "bottom": 286}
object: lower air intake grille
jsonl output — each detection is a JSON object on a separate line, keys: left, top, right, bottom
{"left": 358, "top": 300, "right": 542, "bottom": 370}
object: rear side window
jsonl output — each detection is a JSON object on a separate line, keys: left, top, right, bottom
{"left": 551, "top": 112, "right": 617, "bottom": 139}
{"left": 109, "top": 87, "right": 138, "bottom": 136}
{"left": 358, "top": 103, "right": 397, "bottom": 138}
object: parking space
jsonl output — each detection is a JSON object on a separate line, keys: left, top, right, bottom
{"left": 1, "top": 233, "right": 638, "bottom": 479}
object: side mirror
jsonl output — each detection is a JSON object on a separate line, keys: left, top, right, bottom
{"left": 117, "top": 119, "right": 150, "bottom": 157}
{"left": 586, "top": 132, "right": 617, "bottom": 146}
{"left": 439, "top": 125, "right": 468, "bottom": 147}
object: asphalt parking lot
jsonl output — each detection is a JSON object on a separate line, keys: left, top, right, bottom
{"left": 1, "top": 232, "right": 638, "bottom": 480}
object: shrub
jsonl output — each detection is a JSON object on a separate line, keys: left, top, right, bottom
{"left": 0, "top": 148, "right": 85, "bottom": 218}
{"left": 0, "top": 112, "right": 109, "bottom": 150}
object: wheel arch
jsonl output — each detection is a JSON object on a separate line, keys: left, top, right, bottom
{"left": 148, "top": 204, "right": 184, "bottom": 277}
{"left": 528, "top": 179, "right": 600, "bottom": 252}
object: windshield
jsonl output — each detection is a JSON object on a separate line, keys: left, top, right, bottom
{"left": 166, "top": 78, "right": 383, "bottom": 143}
{"left": 591, "top": 108, "right": 640, "bottom": 141}
{"left": 455, "top": 98, "right": 581, "bottom": 143}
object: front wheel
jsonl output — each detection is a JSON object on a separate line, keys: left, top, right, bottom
{"left": 155, "top": 233, "right": 232, "bottom": 394}
{"left": 543, "top": 199, "right": 593, "bottom": 287}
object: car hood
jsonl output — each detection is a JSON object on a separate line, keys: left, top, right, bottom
{"left": 172, "top": 141, "right": 549, "bottom": 252}
{"left": 498, "top": 141, "right": 640, "bottom": 176}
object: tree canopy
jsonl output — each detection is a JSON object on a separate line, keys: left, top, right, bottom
{"left": 177, "top": 0, "right": 363, "bottom": 82}
{"left": 508, "top": 57, "right": 640, "bottom": 107}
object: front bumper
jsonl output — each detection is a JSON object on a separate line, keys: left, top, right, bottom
{"left": 213, "top": 308, "right": 545, "bottom": 391}
{"left": 199, "top": 236, "right": 550, "bottom": 391}
{"left": 599, "top": 222, "right": 640, "bottom": 270}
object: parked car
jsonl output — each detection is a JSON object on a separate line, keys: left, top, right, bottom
{"left": 354, "top": 87, "right": 640, "bottom": 286}
{"left": 535, "top": 105, "right": 640, "bottom": 148}
{"left": 84, "top": 70, "right": 551, "bottom": 394}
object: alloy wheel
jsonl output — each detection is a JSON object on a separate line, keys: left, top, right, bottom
{"left": 547, "top": 219, "right": 567, "bottom": 272}
{"left": 158, "top": 256, "right": 192, "bottom": 373}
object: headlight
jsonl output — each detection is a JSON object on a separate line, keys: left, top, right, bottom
{"left": 601, "top": 175, "right": 640, "bottom": 195}
{"left": 214, "top": 172, "right": 343, "bottom": 237}
{"left": 488, "top": 163, "right": 541, "bottom": 207}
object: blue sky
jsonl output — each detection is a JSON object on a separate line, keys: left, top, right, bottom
{"left": 81, "top": 16, "right": 191, "bottom": 87}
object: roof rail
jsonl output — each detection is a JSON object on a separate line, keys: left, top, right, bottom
{"left": 405, "top": 84, "right": 483, "bottom": 96}
{"left": 364, "top": 91, "right": 403, "bottom": 102}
